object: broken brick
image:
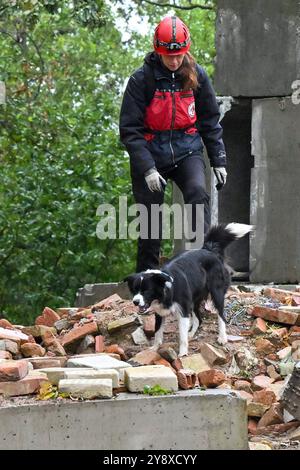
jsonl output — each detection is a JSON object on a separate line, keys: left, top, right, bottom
{"left": 247, "top": 402, "right": 269, "bottom": 417}
{"left": 251, "top": 375, "right": 274, "bottom": 391}
{"left": 61, "top": 321, "right": 98, "bottom": 347}
{"left": 255, "top": 338, "right": 276, "bottom": 355}
{"left": 143, "top": 314, "right": 156, "bottom": 338}
{"left": 262, "top": 287, "right": 295, "bottom": 304}
{"left": 252, "top": 389, "right": 276, "bottom": 406}
{"left": 130, "top": 349, "right": 161, "bottom": 366}
{"left": 200, "top": 343, "right": 227, "bottom": 366}
{"left": 95, "top": 335, "right": 105, "bottom": 353}
{"left": 252, "top": 306, "right": 298, "bottom": 325}
{"left": 248, "top": 418, "right": 258, "bottom": 435}
{"left": 266, "top": 365, "right": 281, "bottom": 382}
{"left": 104, "top": 344, "right": 127, "bottom": 361}
{"left": 291, "top": 295, "right": 300, "bottom": 306}
{"left": 276, "top": 346, "right": 292, "bottom": 361}
{"left": 0, "top": 374, "right": 47, "bottom": 397}
{"left": 157, "top": 346, "right": 177, "bottom": 363}
{"left": 250, "top": 318, "right": 267, "bottom": 335}
{"left": 171, "top": 358, "right": 183, "bottom": 372}
{"left": 41, "top": 331, "right": 66, "bottom": 356}
{"left": 0, "top": 360, "right": 28, "bottom": 382}
{"left": 0, "top": 327, "right": 28, "bottom": 345}
{"left": 177, "top": 369, "right": 197, "bottom": 390}
{"left": 35, "top": 307, "right": 60, "bottom": 327}
{"left": 233, "top": 380, "right": 252, "bottom": 393}
{"left": 20, "top": 343, "right": 45, "bottom": 358}
{"left": 236, "top": 390, "right": 253, "bottom": 403}
{"left": 0, "top": 350, "right": 12, "bottom": 360}
{"left": 257, "top": 403, "right": 283, "bottom": 428}
{"left": 198, "top": 369, "right": 226, "bottom": 388}
{"left": 0, "top": 319, "right": 13, "bottom": 329}
{"left": 254, "top": 421, "right": 300, "bottom": 435}
{"left": 92, "top": 294, "right": 122, "bottom": 312}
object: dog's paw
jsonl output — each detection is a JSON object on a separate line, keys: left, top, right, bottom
{"left": 217, "top": 335, "right": 228, "bottom": 346}
{"left": 178, "top": 350, "right": 188, "bottom": 358}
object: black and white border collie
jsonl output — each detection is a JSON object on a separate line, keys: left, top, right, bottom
{"left": 124, "top": 223, "right": 253, "bottom": 357}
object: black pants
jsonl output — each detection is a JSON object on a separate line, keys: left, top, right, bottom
{"left": 131, "top": 154, "right": 211, "bottom": 272}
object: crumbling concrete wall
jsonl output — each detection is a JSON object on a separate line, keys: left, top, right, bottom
{"left": 0, "top": 390, "right": 248, "bottom": 450}
{"left": 215, "top": 0, "right": 300, "bottom": 97}
{"left": 250, "top": 97, "right": 300, "bottom": 283}
{"left": 214, "top": 0, "right": 300, "bottom": 282}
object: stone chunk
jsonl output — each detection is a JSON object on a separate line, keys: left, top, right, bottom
{"left": 67, "top": 354, "right": 131, "bottom": 380}
{"left": 107, "top": 316, "right": 138, "bottom": 334}
{"left": 124, "top": 365, "right": 178, "bottom": 392}
{"left": 181, "top": 354, "right": 210, "bottom": 374}
{"left": 20, "top": 343, "right": 45, "bottom": 357}
{"left": 64, "top": 368, "right": 119, "bottom": 388}
{"left": 200, "top": 343, "right": 227, "bottom": 365}
{"left": 58, "top": 378, "right": 113, "bottom": 399}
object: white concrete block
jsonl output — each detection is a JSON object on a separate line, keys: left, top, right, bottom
{"left": 58, "top": 378, "right": 113, "bottom": 399}
{"left": 124, "top": 365, "right": 178, "bottom": 392}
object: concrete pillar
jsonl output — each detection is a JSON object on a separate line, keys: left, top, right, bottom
{"left": 215, "top": 0, "right": 300, "bottom": 97}
{"left": 250, "top": 96, "right": 300, "bottom": 283}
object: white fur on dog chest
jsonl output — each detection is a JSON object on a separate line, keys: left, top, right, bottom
{"left": 124, "top": 365, "right": 178, "bottom": 392}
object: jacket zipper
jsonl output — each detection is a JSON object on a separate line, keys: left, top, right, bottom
{"left": 170, "top": 72, "right": 176, "bottom": 166}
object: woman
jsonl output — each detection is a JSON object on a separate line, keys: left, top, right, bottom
{"left": 119, "top": 16, "right": 227, "bottom": 272}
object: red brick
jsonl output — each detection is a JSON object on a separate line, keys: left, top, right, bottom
{"left": 20, "top": 343, "right": 45, "bottom": 358}
{"left": 0, "top": 319, "right": 13, "bottom": 329}
{"left": 0, "top": 350, "right": 12, "bottom": 360}
{"left": 290, "top": 325, "right": 300, "bottom": 333}
{"left": 254, "top": 421, "right": 300, "bottom": 435}
{"left": 250, "top": 318, "right": 267, "bottom": 335}
{"left": 177, "top": 369, "right": 197, "bottom": 389}
{"left": 35, "top": 307, "right": 60, "bottom": 327}
{"left": 252, "top": 389, "right": 276, "bottom": 406}
{"left": 41, "top": 331, "right": 66, "bottom": 356}
{"left": 143, "top": 314, "right": 156, "bottom": 338}
{"left": 95, "top": 335, "right": 105, "bottom": 353}
{"left": 255, "top": 338, "right": 276, "bottom": 355}
{"left": 0, "top": 360, "right": 28, "bottom": 382}
{"left": 251, "top": 375, "right": 274, "bottom": 391}
{"left": 248, "top": 418, "right": 258, "bottom": 435}
{"left": 257, "top": 403, "right": 283, "bottom": 428}
{"left": 61, "top": 321, "right": 98, "bottom": 347}
{"left": 130, "top": 349, "right": 161, "bottom": 365}
{"left": 236, "top": 390, "right": 253, "bottom": 403}
{"left": 153, "top": 358, "right": 176, "bottom": 372}
{"left": 171, "top": 358, "right": 183, "bottom": 371}
{"left": 0, "top": 374, "right": 47, "bottom": 396}
{"left": 262, "top": 287, "right": 295, "bottom": 303}
{"left": 233, "top": 380, "right": 252, "bottom": 393}
{"left": 291, "top": 295, "right": 300, "bottom": 306}
{"left": 91, "top": 294, "right": 122, "bottom": 311}
{"left": 252, "top": 306, "right": 298, "bottom": 325}
{"left": 0, "top": 327, "right": 29, "bottom": 345}
{"left": 198, "top": 369, "right": 226, "bottom": 388}
{"left": 104, "top": 344, "right": 126, "bottom": 361}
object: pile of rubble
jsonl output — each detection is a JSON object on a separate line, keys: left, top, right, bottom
{"left": 1, "top": 286, "right": 300, "bottom": 448}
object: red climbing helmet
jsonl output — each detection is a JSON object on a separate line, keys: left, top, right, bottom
{"left": 153, "top": 16, "right": 191, "bottom": 55}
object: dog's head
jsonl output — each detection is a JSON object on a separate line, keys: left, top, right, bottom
{"left": 124, "top": 269, "right": 174, "bottom": 314}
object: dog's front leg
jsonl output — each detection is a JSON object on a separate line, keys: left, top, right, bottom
{"left": 217, "top": 316, "right": 228, "bottom": 345}
{"left": 178, "top": 316, "right": 190, "bottom": 357}
{"left": 152, "top": 315, "right": 165, "bottom": 350}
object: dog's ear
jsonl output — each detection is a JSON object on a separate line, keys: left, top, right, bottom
{"left": 123, "top": 273, "right": 137, "bottom": 291}
{"left": 153, "top": 273, "right": 173, "bottom": 288}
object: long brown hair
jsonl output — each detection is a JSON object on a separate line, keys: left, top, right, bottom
{"left": 179, "top": 52, "right": 199, "bottom": 91}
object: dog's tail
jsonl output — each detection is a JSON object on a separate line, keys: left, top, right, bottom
{"left": 203, "top": 223, "right": 253, "bottom": 257}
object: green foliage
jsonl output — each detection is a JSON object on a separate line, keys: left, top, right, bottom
{"left": 0, "top": 0, "right": 216, "bottom": 324}
{"left": 142, "top": 384, "right": 172, "bottom": 395}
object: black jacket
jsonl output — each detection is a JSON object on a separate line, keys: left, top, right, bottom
{"left": 119, "top": 52, "right": 227, "bottom": 176}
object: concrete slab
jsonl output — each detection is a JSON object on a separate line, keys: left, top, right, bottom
{"left": 250, "top": 97, "right": 300, "bottom": 282}
{"left": 0, "top": 389, "right": 248, "bottom": 449}
{"left": 215, "top": 0, "right": 300, "bottom": 97}
{"left": 66, "top": 355, "right": 132, "bottom": 380}
{"left": 75, "top": 282, "right": 130, "bottom": 308}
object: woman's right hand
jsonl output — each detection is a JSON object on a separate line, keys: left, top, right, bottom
{"left": 144, "top": 168, "right": 167, "bottom": 192}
